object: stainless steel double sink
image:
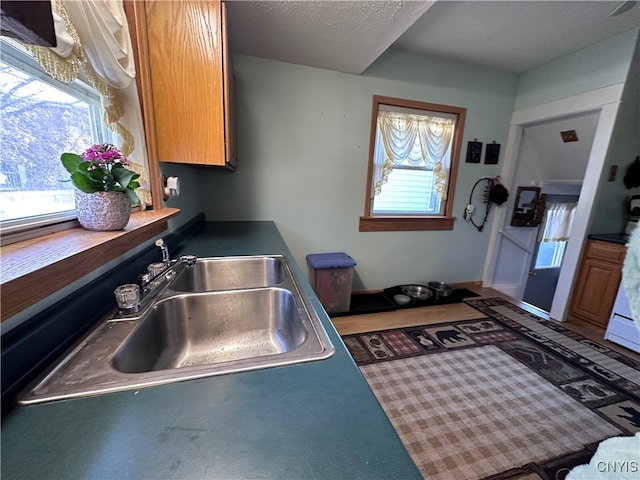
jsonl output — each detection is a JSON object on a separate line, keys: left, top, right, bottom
{"left": 19, "top": 255, "right": 334, "bottom": 405}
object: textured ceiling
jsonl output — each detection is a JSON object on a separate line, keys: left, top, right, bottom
{"left": 226, "top": 0, "right": 640, "bottom": 74}
{"left": 521, "top": 112, "right": 599, "bottom": 183}
{"left": 394, "top": 1, "right": 640, "bottom": 73}
{"left": 226, "top": 1, "right": 435, "bottom": 74}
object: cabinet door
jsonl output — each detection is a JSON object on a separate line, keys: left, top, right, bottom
{"left": 570, "top": 258, "right": 622, "bottom": 328}
{"left": 145, "top": 0, "right": 231, "bottom": 167}
{"left": 221, "top": 1, "right": 237, "bottom": 169}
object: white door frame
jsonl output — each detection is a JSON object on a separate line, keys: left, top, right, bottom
{"left": 482, "top": 84, "right": 625, "bottom": 321}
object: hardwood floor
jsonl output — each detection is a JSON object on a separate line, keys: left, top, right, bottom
{"left": 331, "top": 282, "right": 640, "bottom": 362}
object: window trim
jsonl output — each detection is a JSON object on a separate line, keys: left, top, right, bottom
{"left": 0, "top": 208, "right": 180, "bottom": 321}
{"left": 359, "top": 215, "right": 456, "bottom": 232}
{"left": 1, "top": 38, "right": 121, "bottom": 231}
{"left": 360, "top": 95, "right": 466, "bottom": 232}
{"left": 1, "top": 39, "right": 98, "bottom": 104}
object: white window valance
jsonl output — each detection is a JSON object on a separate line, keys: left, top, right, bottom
{"left": 539, "top": 202, "right": 577, "bottom": 242}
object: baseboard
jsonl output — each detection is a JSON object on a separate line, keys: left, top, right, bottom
{"left": 490, "top": 283, "right": 520, "bottom": 298}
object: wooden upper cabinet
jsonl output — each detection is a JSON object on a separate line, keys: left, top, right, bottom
{"left": 141, "top": 0, "right": 236, "bottom": 168}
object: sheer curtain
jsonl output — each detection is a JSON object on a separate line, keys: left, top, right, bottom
{"left": 27, "top": 0, "right": 151, "bottom": 207}
{"left": 539, "top": 203, "right": 577, "bottom": 242}
{"left": 371, "top": 110, "right": 454, "bottom": 200}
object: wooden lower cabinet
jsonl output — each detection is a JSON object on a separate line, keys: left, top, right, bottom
{"left": 569, "top": 240, "right": 625, "bottom": 329}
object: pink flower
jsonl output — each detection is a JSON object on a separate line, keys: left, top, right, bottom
{"left": 82, "top": 144, "right": 128, "bottom": 166}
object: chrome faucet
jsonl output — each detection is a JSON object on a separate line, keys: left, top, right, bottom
{"left": 113, "top": 238, "right": 197, "bottom": 317}
{"left": 136, "top": 238, "right": 171, "bottom": 294}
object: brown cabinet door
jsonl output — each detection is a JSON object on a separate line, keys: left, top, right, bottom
{"left": 569, "top": 240, "right": 624, "bottom": 328}
{"left": 144, "top": 0, "right": 233, "bottom": 167}
{"left": 570, "top": 258, "right": 622, "bottom": 328}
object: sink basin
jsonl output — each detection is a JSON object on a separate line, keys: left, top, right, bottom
{"left": 169, "top": 255, "right": 288, "bottom": 292}
{"left": 18, "top": 255, "right": 334, "bottom": 405}
{"left": 112, "top": 288, "right": 307, "bottom": 373}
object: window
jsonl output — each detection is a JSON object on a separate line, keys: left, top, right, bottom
{"left": 533, "top": 201, "right": 577, "bottom": 270}
{"left": 0, "top": 39, "right": 117, "bottom": 234}
{"left": 360, "top": 96, "right": 466, "bottom": 231}
{"left": 535, "top": 241, "right": 568, "bottom": 269}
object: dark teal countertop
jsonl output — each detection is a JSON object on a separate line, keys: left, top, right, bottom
{"left": 1, "top": 222, "right": 420, "bottom": 479}
{"left": 588, "top": 233, "right": 628, "bottom": 245}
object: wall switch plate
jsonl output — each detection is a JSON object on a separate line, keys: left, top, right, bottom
{"left": 464, "top": 204, "right": 474, "bottom": 221}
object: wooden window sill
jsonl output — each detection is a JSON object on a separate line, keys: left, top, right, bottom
{"left": 359, "top": 216, "right": 455, "bottom": 232}
{"left": 0, "top": 208, "right": 180, "bottom": 321}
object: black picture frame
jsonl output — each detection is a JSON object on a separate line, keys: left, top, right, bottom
{"left": 466, "top": 140, "right": 482, "bottom": 163}
{"left": 511, "top": 186, "right": 541, "bottom": 227}
{"left": 485, "top": 142, "right": 500, "bottom": 164}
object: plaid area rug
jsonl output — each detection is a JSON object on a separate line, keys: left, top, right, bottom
{"left": 342, "top": 297, "right": 640, "bottom": 480}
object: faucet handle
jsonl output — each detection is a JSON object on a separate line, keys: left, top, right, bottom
{"left": 114, "top": 284, "right": 141, "bottom": 311}
{"left": 147, "top": 262, "right": 166, "bottom": 277}
{"left": 180, "top": 254, "right": 198, "bottom": 266}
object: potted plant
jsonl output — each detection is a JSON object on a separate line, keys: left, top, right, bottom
{"left": 61, "top": 143, "right": 141, "bottom": 231}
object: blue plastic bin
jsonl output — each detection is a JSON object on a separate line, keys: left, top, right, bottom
{"left": 306, "top": 252, "right": 356, "bottom": 313}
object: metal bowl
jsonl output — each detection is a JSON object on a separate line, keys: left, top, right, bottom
{"left": 401, "top": 285, "right": 433, "bottom": 301}
{"left": 428, "top": 281, "right": 453, "bottom": 297}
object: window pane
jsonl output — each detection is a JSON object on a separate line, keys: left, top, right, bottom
{"left": 0, "top": 44, "right": 110, "bottom": 224}
{"left": 535, "top": 241, "right": 567, "bottom": 269}
{"left": 372, "top": 168, "right": 442, "bottom": 214}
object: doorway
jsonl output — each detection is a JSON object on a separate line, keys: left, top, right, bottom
{"left": 523, "top": 194, "right": 579, "bottom": 312}
{"left": 482, "top": 84, "right": 624, "bottom": 321}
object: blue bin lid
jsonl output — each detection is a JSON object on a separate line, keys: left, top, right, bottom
{"left": 306, "top": 252, "right": 356, "bottom": 269}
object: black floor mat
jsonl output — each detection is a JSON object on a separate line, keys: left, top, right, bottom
{"left": 330, "top": 287, "right": 479, "bottom": 317}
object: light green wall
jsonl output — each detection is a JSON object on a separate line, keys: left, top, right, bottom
{"left": 590, "top": 32, "right": 640, "bottom": 234}
{"left": 515, "top": 29, "right": 639, "bottom": 110}
{"left": 513, "top": 29, "right": 639, "bottom": 236}
{"left": 196, "top": 50, "right": 518, "bottom": 290}
{"left": 160, "top": 163, "right": 204, "bottom": 230}
{"left": 161, "top": 30, "right": 640, "bottom": 291}
{"left": 11, "top": 29, "right": 638, "bottom": 327}
{"left": 182, "top": 30, "right": 639, "bottom": 291}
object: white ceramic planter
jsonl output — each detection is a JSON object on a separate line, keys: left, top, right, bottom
{"left": 75, "top": 191, "right": 131, "bottom": 231}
